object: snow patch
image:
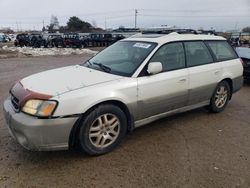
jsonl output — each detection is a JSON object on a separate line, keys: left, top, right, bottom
{"left": 1, "top": 46, "right": 98, "bottom": 57}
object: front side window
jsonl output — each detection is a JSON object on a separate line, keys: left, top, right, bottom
{"left": 150, "top": 42, "right": 185, "bottom": 71}
{"left": 206, "top": 41, "right": 238, "bottom": 61}
{"left": 184, "top": 41, "right": 213, "bottom": 67}
{"left": 82, "top": 41, "right": 157, "bottom": 77}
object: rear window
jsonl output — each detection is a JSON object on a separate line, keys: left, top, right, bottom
{"left": 184, "top": 41, "right": 213, "bottom": 67}
{"left": 206, "top": 41, "right": 238, "bottom": 61}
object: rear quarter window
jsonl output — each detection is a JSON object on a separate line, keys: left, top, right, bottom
{"left": 206, "top": 41, "right": 238, "bottom": 61}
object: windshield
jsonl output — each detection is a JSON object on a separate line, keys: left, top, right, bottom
{"left": 82, "top": 41, "right": 157, "bottom": 76}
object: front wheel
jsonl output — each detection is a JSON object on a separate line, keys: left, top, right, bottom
{"left": 78, "top": 104, "right": 127, "bottom": 155}
{"left": 208, "top": 81, "right": 231, "bottom": 113}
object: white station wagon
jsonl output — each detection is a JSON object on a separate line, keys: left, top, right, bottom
{"left": 4, "top": 33, "right": 243, "bottom": 155}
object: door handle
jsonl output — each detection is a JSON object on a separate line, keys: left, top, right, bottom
{"left": 214, "top": 70, "right": 220, "bottom": 75}
{"left": 178, "top": 78, "right": 187, "bottom": 82}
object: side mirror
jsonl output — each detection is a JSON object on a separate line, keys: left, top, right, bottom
{"left": 147, "top": 62, "right": 163, "bottom": 75}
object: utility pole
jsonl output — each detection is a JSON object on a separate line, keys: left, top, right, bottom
{"left": 135, "top": 9, "right": 138, "bottom": 29}
{"left": 42, "top": 20, "right": 45, "bottom": 31}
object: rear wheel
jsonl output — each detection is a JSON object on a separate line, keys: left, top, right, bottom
{"left": 209, "top": 81, "right": 231, "bottom": 113}
{"left": 78, "top": 104, "right": 127, "bottom": 155}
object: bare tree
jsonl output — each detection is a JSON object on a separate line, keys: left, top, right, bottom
{"left": 49, "top": 15, "right": 60, "bottom": 31}
{"left": 91, "top": 20, "right": 97, "bottom": 28}
{"left": 242, "top": 27, "right": 250, "bottom": 32}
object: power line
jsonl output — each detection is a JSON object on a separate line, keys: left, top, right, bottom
{"left": 140, "top": 14, "right": 250, "bottom": 18}
{"left": 139, "top": 8, "right": 250, "bottom": 13}
{"left": 1, "top": 9, "right": 249, "bottom": 30}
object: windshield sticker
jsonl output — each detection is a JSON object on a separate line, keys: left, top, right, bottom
{"left": 133, "top": 43, "right": 151, "bottom": 49}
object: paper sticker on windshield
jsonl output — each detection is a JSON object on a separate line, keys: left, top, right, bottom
{"left": 133, "top": 43, "right": 151, "bottom": 49}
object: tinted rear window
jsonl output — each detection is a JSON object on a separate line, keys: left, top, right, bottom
{"left": 184, "top": 41, "right": 213, "bottom": 67}
{"left": 206, "top": 41, "right": 238, "bottom": 61}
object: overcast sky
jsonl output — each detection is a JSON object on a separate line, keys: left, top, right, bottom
{"left": 0, "top": 0, "right": 249, "bottom": 31}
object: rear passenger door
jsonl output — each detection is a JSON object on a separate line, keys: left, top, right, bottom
{"left": 185, "top": 41, "right": 222, "bottom": 105}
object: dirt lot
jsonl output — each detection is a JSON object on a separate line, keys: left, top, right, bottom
{"left": 0, "top": 55, "right": 250, "bottom": 188}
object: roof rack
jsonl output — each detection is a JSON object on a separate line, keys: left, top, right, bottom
{"left": 141, "top": 29, "right": 197, "bottom": 35}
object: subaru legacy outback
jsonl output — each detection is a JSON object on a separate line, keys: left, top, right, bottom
{"left": 3, "top": 33, "right": 243, "bottom": 155}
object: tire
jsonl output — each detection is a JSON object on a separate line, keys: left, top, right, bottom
{"left": 82, "top": 42, "right": 87, "bottom": 48}
{"left": 208, "top": 81, "right": 231, "bottom": 113}
{"left": 78, "top": 104, "right": 127, "bottom": 155}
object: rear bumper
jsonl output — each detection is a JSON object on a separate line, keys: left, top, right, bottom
{"left": 3, "top": 98, "right": 78, "bottom": 151}
{"left": 242, "top": 58, "right": 250, "bottom": 79}
{"left": 243, "top": 69, "right": 250, "bottom": 79}
{"left": 232, "top": 76, "right": 243, "bottom": 93}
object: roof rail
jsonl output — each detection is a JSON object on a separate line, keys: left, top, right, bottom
{"left": 141, "top": 29, "right": 198, "bottom": 35}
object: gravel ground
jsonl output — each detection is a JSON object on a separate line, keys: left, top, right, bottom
{"left": 0, "top": 55, "right": 250, "bottom": 188}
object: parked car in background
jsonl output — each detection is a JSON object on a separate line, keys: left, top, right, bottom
{"left": 30, "top": 34, "right": 47, "bottom": 48}
{"left": 0, "top": 33, "right": 8, "bottom": 43}
{"left": 230, "top": 32, "right": 250, "bottom": 47}
{"left": 79, "top": 35, "right": 89, "bottom": 48}
{"left": 12, "top": 32, "right": 125, "bottom": 48}
{"left": 112, "top": 34, "right": 125, "bottom": 41}
{"left": 46, "top": 34, "right": 65, "bottom": 48}
{"left": 7, "top": 34, "right": 16, "bottom": 42}
{"left": 63, "top": 33, "right": 82, "bottom": 48}
{"left": 236, "top": 47, "right": 250, "bottom": 82}
{"left": 87, "top": 33, "right": 103, "bottom": 47}
{"left": 14, "top": 33, "right": 31, "bottom": 47}
{"left": 4, "top": 33, "right": 243, "bottom": 155}
{"left": 87, "top": 33, "right": 125, "bottom": 47}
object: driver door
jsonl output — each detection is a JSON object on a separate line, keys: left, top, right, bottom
{"left": 137, "top": 42, "right": 189, "bottom": 120}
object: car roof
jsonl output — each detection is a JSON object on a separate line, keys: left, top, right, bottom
{"left": 123, "top": 32, "right": 225, "bottom": 45}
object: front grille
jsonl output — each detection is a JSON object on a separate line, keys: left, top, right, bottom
{"left": 10, "top": 93, "right": 20, "bottom": 111}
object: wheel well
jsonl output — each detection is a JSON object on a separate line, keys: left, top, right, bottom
{"left": 68, "top": 100, "right": 134, "bottom": 150}
{"left": 221, "top": 78, "right": 233, "bottom": 99}
{"left": 93, "top": 100, "right": 134, "bottom": 131}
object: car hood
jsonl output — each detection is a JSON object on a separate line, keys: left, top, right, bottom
{"left": 20, "top": 65, "right": 123, "bottom": 96}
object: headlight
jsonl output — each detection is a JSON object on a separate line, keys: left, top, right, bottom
{"left": 22, "top": 99, "right": 57, "bottom": 117}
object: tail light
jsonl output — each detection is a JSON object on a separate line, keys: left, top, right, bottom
{"left": 240, "top": 58, "right": 245, "bottom": 67}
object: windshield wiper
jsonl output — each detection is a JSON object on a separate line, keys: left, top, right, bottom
{"left": 80, "top": 60, "right": 92, "bottom": 67}
{"left": 93, "top": 62, "right": 111, "bottom": 73}
{"left": 86, "top": 60, "right": 92, "bottom": 66}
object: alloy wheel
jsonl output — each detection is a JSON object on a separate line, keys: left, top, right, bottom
{"left": 214, "top": 85, "right": 228, "bottom": 108}
{"left": 88, "top": 113, "right": 120, "bottom": 148}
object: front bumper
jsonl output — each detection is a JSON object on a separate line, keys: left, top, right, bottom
{"left": 3, "top": 98, "right": 78, "bottom": 151}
